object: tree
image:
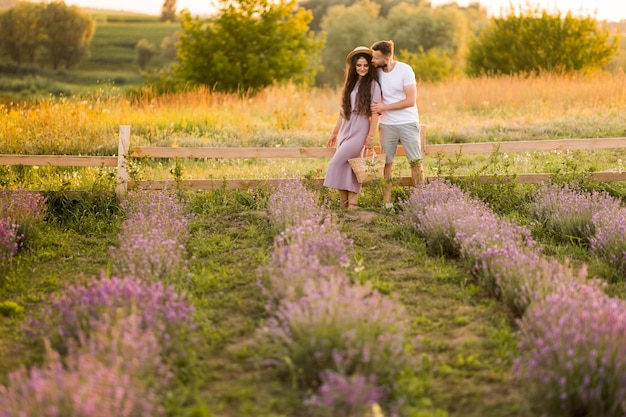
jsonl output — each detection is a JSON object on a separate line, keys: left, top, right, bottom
{"left": 0, "top": 2, "right": 46, "bottom": 65}
{"left": 299, "top": 0, "right": 421, "bottom": 32}
{"left": 385, "top": 4, "right": 469, "bottom": 67}
{"left": 136, "top": 39, "right": 157, "bottom": 70}
{"left": 317, "top": 0, "right": 382, "bottom": 86}
{"left": 160, "top": 32, "right": 179, "bottom": 60}
{"left": 386, "top": 4, "right": 466, "bottom": 56}
{"left": 161, "top": 0, "right": 177, "bottom": 22}
{"left": 39, "top": 2, "right": 95, "bottom": 70}
{"left": 174, "top": 0, "right": 323, "bottom": 93}
{"left": 467, "top": 5, "right": 619, "bottom": 76}
{"left": 397, "top": 47, "right": 458, "bottom": 82}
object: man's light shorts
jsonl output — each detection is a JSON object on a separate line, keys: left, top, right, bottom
{"left": 379, "top": 122, "right": 422, "bottom": 164}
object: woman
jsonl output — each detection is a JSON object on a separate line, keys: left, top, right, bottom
{"left": 324, "top": 46, "right": 382, "bottom": 210}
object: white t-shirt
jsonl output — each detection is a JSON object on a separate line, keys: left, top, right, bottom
{"left": 378, "top": 61, "right": 419, "bottom": 125}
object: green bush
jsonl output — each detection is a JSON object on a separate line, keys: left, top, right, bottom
{"left": 467, "top": 5, "right": 619, "bottom": 76}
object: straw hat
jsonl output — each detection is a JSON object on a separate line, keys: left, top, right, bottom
{"left": 346, "top": 46, "right": 372, "bottom": 63}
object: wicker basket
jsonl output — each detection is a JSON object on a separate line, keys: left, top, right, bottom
{"left": 348, "top": 147, "right": 386, "bottom": 184}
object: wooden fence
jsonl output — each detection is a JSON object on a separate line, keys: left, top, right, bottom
{"left": 2, "top": 125, "right": 626, "bottom": 200}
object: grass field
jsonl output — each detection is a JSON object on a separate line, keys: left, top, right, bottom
{"left": 1, "top": 73, "right": 625, "bottom": 191}
{"left": 0, "top": 4, "right": 626, "bottom": 415}
{"left": 76, "top": 19, "right": 180, "bottom": 71}
{"left": 0, "top": 10, "right": 179, "bottom": 100}
{"left": 0, "top": 18, "right": 626, "bottom": 413}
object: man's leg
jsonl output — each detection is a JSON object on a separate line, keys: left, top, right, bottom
{"left": 383, "top": 162, "right": 393, "bottom": 204}
{"left": 410, "top": 159, "right": 425, "bottom": 186}
{"left": 379, "top": 124, "right": 398, "bottom": 206}
{"left": 400, "top": 123, "right": 424, "bottom": 187}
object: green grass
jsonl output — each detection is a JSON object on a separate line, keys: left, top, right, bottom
{"left": 0, "top": 185, "right": 527, "bottom": 416}
{"left": 3, "top": 179, "right": 626, "bottom": 415}
{"left": 77, "top": 21, "right": 180, "bottom": 71}
{"left": 0, "top": 11, "right": 179, "bottom": 99}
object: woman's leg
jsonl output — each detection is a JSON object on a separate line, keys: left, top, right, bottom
{"left": 339, "top": 190, "right": 349, "bottom": 209}
{"left": 348, "top": 191, "right": 359, "bottom": 209}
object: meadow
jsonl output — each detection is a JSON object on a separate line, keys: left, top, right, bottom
{"left": 0, "top": 11, "right": 178, "bottom": 101}
{"left": 1, "top": 72, "right": 626, "bottom": 189}
{"left": 1, "top": 73, "right": 626, "bottom": 417}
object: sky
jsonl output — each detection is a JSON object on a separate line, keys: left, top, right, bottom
{"left": 65, "top": 0, "right": 626, "bottom": 22}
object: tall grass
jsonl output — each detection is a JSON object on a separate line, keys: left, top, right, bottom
{"left": 2, "top": 73, "right": 625, "bottom": 153}
{"left": 1, "top": 73, "right": 625, "bottom": 190}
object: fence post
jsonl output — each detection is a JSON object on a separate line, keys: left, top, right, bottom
{"left": 116, "top": 125, "right": 130, "bottom": 201}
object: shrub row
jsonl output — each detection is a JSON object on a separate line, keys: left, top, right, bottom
{"left": 398, "top": 179, "right": 626, "bottom": 416}
{"left": 0, "top": 188, "right": 47, "bottom": 267}
{"left": 261, "top": 179, "right": 417, "bottom": 417}
{"left": 0, "top": 188, "right": 196, "bottom": 417}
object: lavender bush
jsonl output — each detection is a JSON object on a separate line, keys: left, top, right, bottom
{"left": 28, "top": 273, "right": 195, "bottom": 356}
{"left": 262, "top": 215, "right": 353, "bottom": 304}
{"left": 475, "top": 244, "right": 596, "bottom": 316}
{"left": 0, "top": 188, "right": 46, "bottom": 250}
{"left": 0, "top": 187, "right": 47, "bottom": 227}
{"left": 0, "top": 219, "right": 20, "bottom": 267}
{"left": 111, "top": 188, "right": 190, "bottom": 281}
{"left": 529, "top": 182, "right": 621, "bottom": 244}
{"left": 398, "top": 179, "right": 477, "bottom": 257}
{"left": 258, "top": 275, "right": 414, "bottom": 391}
{"left": 454, "top": 210, "right": 535, "bottom": 266}
{"left": 306, "top": 371, "right": 387, "bottom": 417}
{"left": 268, "top": 179, "right": 324, "bottom": 232}
{"left": 515, "top": 283, "right": 626, "bottom": 417}
{"left": 0, "top": 317, "right": 165, "bottom": 417}
{"left": 591, "top": 207, "right": 626, "bottom": 277}
{"left": 122, "top": 188, "right": 188, "bottom": 221}
{"left": 110, "top": 213, "right": 189, "bottom": 281}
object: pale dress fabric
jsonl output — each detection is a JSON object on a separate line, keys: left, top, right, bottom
{"left": 324, "top": 81, "right": 382, "bottom": 193}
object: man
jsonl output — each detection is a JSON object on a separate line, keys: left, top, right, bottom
{"left": 370, "top": 40, "right": 424, "bottom": 209}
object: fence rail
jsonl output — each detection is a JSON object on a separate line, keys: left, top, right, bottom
{"left": 1, "top": 125, "right": 626, "bottom": 199}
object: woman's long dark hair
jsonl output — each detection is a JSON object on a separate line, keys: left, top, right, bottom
{"left": 341, "top": 53, "right": 378, "bottom": 120}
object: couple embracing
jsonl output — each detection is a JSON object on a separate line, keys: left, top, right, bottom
{"left": 324, "top": 40, "right": 424, "bottom": 210}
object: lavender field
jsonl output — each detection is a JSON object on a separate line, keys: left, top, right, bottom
{"left": 1, "top": 174, "right": 625, "bottom": 416}
{"left": 1, "top": 74, "right": 626, "bottom": 416}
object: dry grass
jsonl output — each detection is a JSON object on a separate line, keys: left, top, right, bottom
{"left": 1, "top": 72, "right": 625, "bottom": 153}
{"left": 418, "top": 72, "right": 626, "bottom": 142}
{"left": 1, "top": 73, "right": 625, "bottom": 188}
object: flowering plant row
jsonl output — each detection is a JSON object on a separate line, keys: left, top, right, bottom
{"left": 399, "top": 179, "right": 626, "bottom": 416}
{"left": 0, "top": 188, "right": 47, "bottom": 268}
{"left": 1, "top": 188, "right": 195, "bottom": 417}
{"left": 262, "top": 180, "right": 417, "bottom": 417}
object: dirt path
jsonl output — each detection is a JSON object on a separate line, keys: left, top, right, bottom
{"left": 336, "top": 209, "right": 532, "bottom": 417}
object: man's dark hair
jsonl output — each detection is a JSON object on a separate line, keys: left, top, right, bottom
{"left": 371, "top": 40, "right": 394, "bottom": 57}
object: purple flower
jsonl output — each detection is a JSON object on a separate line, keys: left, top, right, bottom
{"left": 268, "top": 179, "right": 324, "bottom": 231}
{"left": 590, "top": 207, "right": 626, "bottom": 276}
{"left": 306, "top": 371, "right": 387, "bottom": 417}
{"left": 262, "top": 215, "right": 353, "bottom": 304}
{"left": 27, "top": 273, "right": 195, "bottom": 356}
{"left": 0, "top": 317, "right": 165, "bottom": 417}
{"left": 515, "top": 283, "right": 626, "bottom": 416}
{"left": 258, "top": 275, "right": 415, "bottom": 390}
{"left": 529, "top": 182, "right": 621, "bottom": 244}
{"left": 0, "top": 219, "right": 20, "bottom": 267}
{"left": 110, "top": 188, "right": 190, "bottom": 281}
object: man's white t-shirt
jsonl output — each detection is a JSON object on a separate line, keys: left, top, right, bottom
{"left": 378, "top": 61, "right": 419, "bottom": 125}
